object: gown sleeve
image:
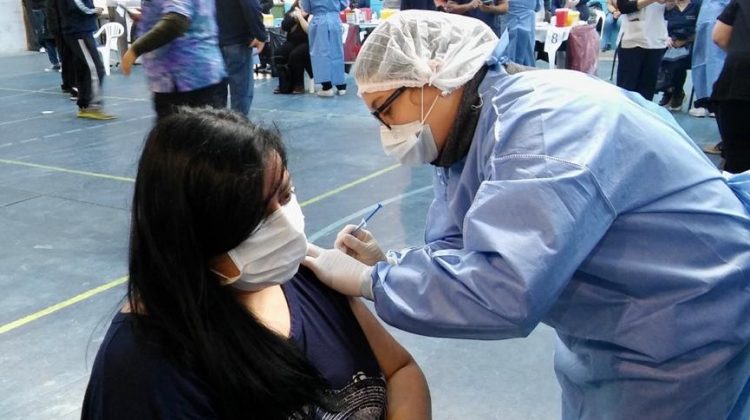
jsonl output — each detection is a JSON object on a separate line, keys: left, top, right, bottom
{"left": 372, "top": 155, "right": 617, "bottom": 339}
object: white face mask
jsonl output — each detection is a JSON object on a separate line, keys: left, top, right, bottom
{"left": 380, "top": 87, "right": 440, "bottom": 166}
{"left": 217, "top": 194, "right": 307, "bottom": 291}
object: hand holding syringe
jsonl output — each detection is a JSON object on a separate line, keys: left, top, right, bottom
{"left": 336, "top": 203, "right": 387, "bottom": 265}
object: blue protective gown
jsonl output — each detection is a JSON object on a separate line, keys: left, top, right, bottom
{"left": 370, "top": 44, "right": 750, "bottom": 419}
{"left": 301, "top": 0, "right": 348, "bottom": 86}
{"left": 505, "top": 0, "right": 539, "bottom": 66}
{"left": 691, "top": 0, "right": 728, "bottom": 102}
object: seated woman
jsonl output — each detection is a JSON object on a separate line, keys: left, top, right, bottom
{"left": 656, "top": 0, "right": 701, "bottom": 111}
{"left": 275, "top": 0, "right": 313, "bottom": 94}
{"left": 81, "top": 107, "right": 431, "bottom": 419}
{"left": 602, "top": 0, "right": 622, "bottom": 51}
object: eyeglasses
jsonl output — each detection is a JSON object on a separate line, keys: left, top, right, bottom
{"left": 371, "top": 87, "right": 407, "bottom": 130}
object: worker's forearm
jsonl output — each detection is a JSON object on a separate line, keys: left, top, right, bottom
{"left": 130, "top": 12, "right": 189, "bottom": 56}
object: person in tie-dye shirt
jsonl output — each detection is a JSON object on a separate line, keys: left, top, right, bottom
{"left": 121, "top": 0, "right": 227, "bottom": 119}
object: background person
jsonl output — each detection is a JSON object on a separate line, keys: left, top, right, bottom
{"left": 81, "top": 107, "right": 431, "bottom": 420}
{"left": 304, "top": 11, "right": 750, "bottom": 419}
{"left": 504, "top": 0, "right": 540, "bottom": 66}
{"left": 446, "top": 0, "right": 507, "bottom": 36}
{"left": 616, "top": 0, "right": 669, "bottom": 100}
{"left": 60, "top": 0, "right": 115, "bottom": 119}
{"left": 46, "top": 0, "right": 77, "bottom": 98}
{"left": 274, "top": 1, "right": 313, "bottom": 94}
{"left": 710, "top": 0, "right": 750, "bottom": 173}
{"left": 690, "top": 0, "right": 728, "bottom": 119}
{"left": 656, "top": 0, "right": 701, "bottom": 111}
{"left": 602, "top": 0, "right": 622, "bottom": 51}
{"left": 121, "top": 0, "right": 227, "bottom": 119}
{"left": 32, "top": 0, "right": 60, "bottom": 70}
{"left": 216, "top": 0, "right": 267, "bottom": 116}
{"left": 302, "top": 0, "right": 348, "bottom": 97}
{"left": 550, "top": 0, "right": 590, "bottom": 22}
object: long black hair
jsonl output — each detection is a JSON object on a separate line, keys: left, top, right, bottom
{"left": 128, "top": 107, "right": 329, "bottom": 419}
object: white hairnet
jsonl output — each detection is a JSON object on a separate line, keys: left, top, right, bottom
{"left": 352, "top": 10, "right": 499, "bottom": 95}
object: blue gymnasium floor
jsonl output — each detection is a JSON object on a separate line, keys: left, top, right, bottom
{"left": 0, "top": 51, "right": 720, "bottom": 420}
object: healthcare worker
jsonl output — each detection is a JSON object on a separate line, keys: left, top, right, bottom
{"left": 505, "top": 0, "right": 540, "bottom": 65}
{"left": 301, "top": 0, "right": 348, "bottom": 97}
{"left": 303, "top": 10, "right": 750, "bottom": 419}
{"left": 690, "top": 0, "right": 729, "bottom": 117}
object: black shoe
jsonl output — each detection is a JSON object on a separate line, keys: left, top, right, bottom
{"left": 69, "top": 87, "right": 79, "bottom": 101}
{"left": 667, "top": 90, "right": 685, "bottom": 112}
{"left": 658, "top": 92, "right": 672, "bottom": 107}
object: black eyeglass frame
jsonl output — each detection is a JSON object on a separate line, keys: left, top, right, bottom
{"left": 370, "top": 86, "right": 407, "bottom": 130}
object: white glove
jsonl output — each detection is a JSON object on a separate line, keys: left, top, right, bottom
{"left": 334, "top": 224, "right": 387, "bottom": 266}
{"left": 303, "top": 243, "right": 374, "bottom": 299}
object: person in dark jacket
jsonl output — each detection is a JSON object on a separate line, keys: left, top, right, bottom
{"left": 46, "top": 0, "right": 76, "bottom": 97}
{"left": 274, "top": 0, "right": 312, "bottom": 94}
{"left": 60, "top": 0, "right": 115, "bottom": 119}
{"left": 216, "top": 0, "right": 267, "bottom": 115}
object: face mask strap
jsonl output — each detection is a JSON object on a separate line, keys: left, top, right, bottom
{"left": 421, "top": 86, "right": 440, "bottom": 124}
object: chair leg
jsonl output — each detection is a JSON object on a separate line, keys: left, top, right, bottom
{"left": 610, "top": 45, "right": 618, "bottom": 81}
{"left": 101, "top": 49, "right": 110, "bottom": 76}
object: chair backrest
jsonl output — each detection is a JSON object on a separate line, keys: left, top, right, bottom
{"left": 593, "top": 9, "right": 606, "bottom": 37}
{"left": 94, "top": 22, "right": 125, "bottom": 50}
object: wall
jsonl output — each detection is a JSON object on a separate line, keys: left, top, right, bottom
{"left": 0, "top": 0, "right": 31, "bottom": 55}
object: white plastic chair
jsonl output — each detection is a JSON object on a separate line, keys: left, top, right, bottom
{"left": 93, "top": 22, "right": 125, "bottom": 75}
{"left": 593, "top": 9, "right": 606, "bottom": 40}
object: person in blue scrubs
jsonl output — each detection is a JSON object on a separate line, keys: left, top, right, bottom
{"left": 301, "top": 0, "right": 348, "bottom": 96}
{"left": 505, "top": 0, "right": 540, "bottom": 65}
{"left": 691, "top": 0, "right": 729, "bottom": 112}
{"left": 304, "top": 10, "right": 750, "bottom": 419}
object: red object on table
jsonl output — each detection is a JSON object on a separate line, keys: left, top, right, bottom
{"left": 555, "top": 9, "right": 568, "bottom": 27}
{"left": 567, "top": 24, "right": 599, "bottom": 75}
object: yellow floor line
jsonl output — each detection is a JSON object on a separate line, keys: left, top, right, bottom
{"left": 0, "top": 159, "right": 136, "bottom": 182}
{"left": 0, "top": 276, "right": 128, "bottom": 335}
{"left": 0, "top": 163, "right": 402, "bottom": 335}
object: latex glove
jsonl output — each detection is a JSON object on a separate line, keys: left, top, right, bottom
{"left": 334, "top": 224, "right": 387, "bottom": 266}
{"left": 304, "top": 244, "right": 374, "bottom": 299}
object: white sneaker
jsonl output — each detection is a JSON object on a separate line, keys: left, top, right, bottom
{"left": 689, "top": 107, "right": 709, "bottom": 117}
{"left": 39, "top": 47, "right": 46, "bottom": 53}
{"left": 316, "top": 89, "right": 334, "bottom": 97}
{"left": 337, "top": 89, "right": 346, "bottom": 96}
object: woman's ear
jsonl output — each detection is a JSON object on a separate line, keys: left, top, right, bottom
{"left": 406, "top": 85, "right": 443, "bottom": 107}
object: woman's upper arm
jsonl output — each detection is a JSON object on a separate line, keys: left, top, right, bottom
{"left": 348, "top": 297, "right": 414, "bottom": 379}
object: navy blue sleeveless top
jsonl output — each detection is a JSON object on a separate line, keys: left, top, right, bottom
{"left": 81, "top": 267, "right": 386, "bottom": 419}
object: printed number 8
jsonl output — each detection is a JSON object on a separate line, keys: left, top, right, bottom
{"left": 551, "top": 33, "right": 559, "bottom": 43}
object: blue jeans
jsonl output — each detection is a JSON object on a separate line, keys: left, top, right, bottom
{"left": 221, "top": 43, "right": 254, "bottom": 116}
{"left": 602, "top": 13, "right": 621, "bottom": 50}
{"left": 32, "top": 8, "right": 59, "bottom": 66}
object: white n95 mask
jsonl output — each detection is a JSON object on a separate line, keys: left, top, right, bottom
{"left": 380, "top": 87, "right": 440, "bottom": 166}
{"left": 218, "top": 194, "right": 307, "bottom": 291}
